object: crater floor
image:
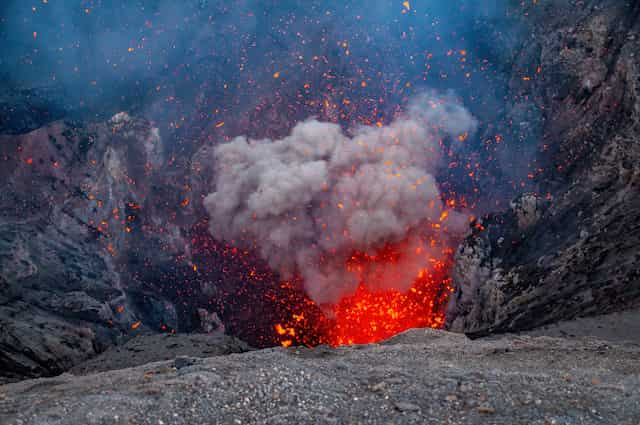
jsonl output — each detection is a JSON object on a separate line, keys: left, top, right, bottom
{"left": 1, "top": 328, "right": 638, "bottom": 425}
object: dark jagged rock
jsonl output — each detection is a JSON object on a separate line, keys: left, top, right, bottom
{"left": 0, "top": 219, "right": 124, "bottom": 383}
{"left": 447, "top": 0, "right": 640, "bottom": 335}
{"left": 0, "top": 114, "right": 201, "bottom": 383}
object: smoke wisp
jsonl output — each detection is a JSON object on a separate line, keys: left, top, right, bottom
{"left": 204, "top": 93, "right": 477, "bottom": 305}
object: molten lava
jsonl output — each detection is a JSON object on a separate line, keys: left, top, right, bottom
{"left": 326, "top": 264, "right": 451, "bottom": 346}
{"left": 190, "top": 218, "right": 456, "bottom": 349}
{"left": 273, "top": 244, "right": 454, "bottom": 347}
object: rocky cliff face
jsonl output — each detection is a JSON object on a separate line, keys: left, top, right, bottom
{"left": 447, "top": 0, "right": 640, "bottom": 334}
{"left": 0, "top": 114, "right": 206, "bottom": 383}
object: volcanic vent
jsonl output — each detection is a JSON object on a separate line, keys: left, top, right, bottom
{"left": 202, "top": 93, "right": 477, "bottom": 347}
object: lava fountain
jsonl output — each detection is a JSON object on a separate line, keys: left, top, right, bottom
{"left": 203, "top": 93, "right": 476, "bottom": 346}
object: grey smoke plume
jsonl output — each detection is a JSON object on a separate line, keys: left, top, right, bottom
{"left": 204, "top": 93, "right": 477, "bottom": 305}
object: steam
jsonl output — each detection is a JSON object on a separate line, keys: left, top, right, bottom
{"left": 204, "top": 94, "right": 477, "bottom": 305}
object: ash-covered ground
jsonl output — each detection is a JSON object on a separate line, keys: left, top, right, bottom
{"left": 1, "top": 0, "right": 640, "bottom": 423}
{"left": 1, "top": 327, "right": 639, "bottom": 425}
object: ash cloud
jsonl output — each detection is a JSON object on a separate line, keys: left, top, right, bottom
{"left": 204, "top": 94, "right": 477, "bottom": 304}
{"left": 1, "top": 1, "right": 528, "bottom": 206}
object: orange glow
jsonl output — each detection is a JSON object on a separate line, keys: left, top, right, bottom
{"left": 272, "top": 240, "right": 454, "bottom": 347}
{"left": 328, "top": 270, "right": 450, "bottom": 346}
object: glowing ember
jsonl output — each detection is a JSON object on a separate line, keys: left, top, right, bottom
{"left": 190, "top": 212, "right": 457, "bottom": 349}
{"left": 327, "top": 265, "right": 451, "bottom": 346}
{"left": 272, "top": 242, "right": 454, "bottom": 347}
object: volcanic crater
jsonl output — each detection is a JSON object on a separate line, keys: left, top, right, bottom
{"left": 1, "top": 0, "right": 639, "bottom": 424}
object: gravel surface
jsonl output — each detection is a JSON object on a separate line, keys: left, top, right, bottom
{"left": 1, "top": 328, "right": 638, "bottom": 424}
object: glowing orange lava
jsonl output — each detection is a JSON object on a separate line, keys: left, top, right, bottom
{"left": 327, "top": 265, "right": 451, "bottom": 346}
{"left": 191, "top": 218, "right": 457, "bottom": 349}
{"left": 273, "top": 245, "right": 454, "bottom": 347}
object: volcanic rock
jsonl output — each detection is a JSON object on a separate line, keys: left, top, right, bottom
{"left": 521, "top": 307, "right": 640, "bottom": 343}
{"left": 0, "top": 329, "right": 638, "bottom": 424}
{"left": 447, "top": 0, "right": 640, "bottom": 335}
{"left": 2, "top": 0, "right": 640, "bottom": 391}
{"left": 70, "top": 333, "right": 251, "bottom": 376}
{"left": 0, "top": 115, "right": 199, "bottom": 383}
